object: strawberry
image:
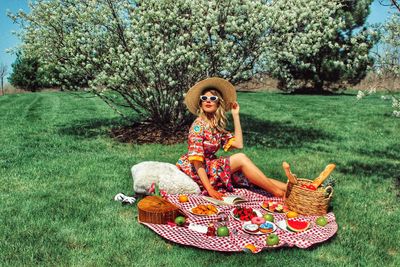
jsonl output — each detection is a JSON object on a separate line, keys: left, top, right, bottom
{"left": 307, "top": 185, "right": 317, "bottom": 190}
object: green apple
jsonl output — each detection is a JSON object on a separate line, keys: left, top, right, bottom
{"left": 174, "top": 216, "right": 186, "bottom": 226}
{"left": 263, "top": 213, "right": 274, "bottom": 222}
{"left": 266, "top": 233, "right": 279, "bottom": 246}
{"left": 217, "top": 226, "right": 230, "bottom": 237}
{"left": 316, "top": 216, "right": 328, "bottom": 227}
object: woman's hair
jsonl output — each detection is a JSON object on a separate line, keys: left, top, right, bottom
{"left": 197, "top": 88, "right": 228, "bottom": 133}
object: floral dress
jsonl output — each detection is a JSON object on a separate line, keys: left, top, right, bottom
{"left": 176, "top": 117, "right": 250, "bottom": 195}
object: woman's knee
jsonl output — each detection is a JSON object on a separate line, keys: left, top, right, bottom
{"left": 230, "top": 153, "right": 247, "bottom": 171}
{"left": 232, "top": 152, "right": 249, "bottom": 161}
{"left": 231, "top": 153, "right": 251, "bottom": 169}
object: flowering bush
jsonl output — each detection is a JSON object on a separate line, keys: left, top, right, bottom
{"left": 264, "top": 0, "right": 377, "bottom": 92}
{"left": 10, "top": 0, "right": 270, "bottom": 129}
{"left": 9, "top": 0, "right": 378, "bottom": 127}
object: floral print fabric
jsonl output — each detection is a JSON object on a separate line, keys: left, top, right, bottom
{"left": 176, "top": 117, "right": 250, "bottom": 194}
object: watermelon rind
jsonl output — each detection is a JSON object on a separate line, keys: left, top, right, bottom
{"left": 286, "top": 219, "right": 310, "bottom": 232}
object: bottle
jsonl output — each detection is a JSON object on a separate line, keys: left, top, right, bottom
{"left": 206, "top": 223, "right": 216, "bottom": 236}
{"left": 311, "top": 164, "right": 336, "bottom": 189}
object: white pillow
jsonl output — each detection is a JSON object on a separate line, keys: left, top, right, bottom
{"left": 131, "top": 161, "right": 201, "bottom": 194}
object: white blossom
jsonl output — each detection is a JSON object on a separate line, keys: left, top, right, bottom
{"left": 356, "top": 90, "right": 365, "bottom": 100}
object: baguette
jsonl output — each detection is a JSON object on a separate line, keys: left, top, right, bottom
{"left": 311, "top": 164, "right": 336, "bottom": 188}
{"left": 282, "top": 161, "right": 298, "bottom": 184}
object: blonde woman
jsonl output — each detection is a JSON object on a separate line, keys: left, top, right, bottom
{"left": 176, "top": 77, "right": 286, "bottom": 199}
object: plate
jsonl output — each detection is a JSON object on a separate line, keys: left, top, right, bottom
{"left": 275, "top": 219, "right": 312, "bottom": 232}
{"left": 275, "top": 220, "right": 288, "bottom": 231}
{"left": 242, "top": 221, "right": 277, "bottom": 235}
{"left": 188, "top": 223, "right": 208, "bottom": 234}
{"left": 260, "top": 201, "right": 288, "bottom": 213}
{"left": 230, "top": 208, "right": 263, "bottom": 222}
{"left": 189, "top": 204, "right": 219, "bottom": 216}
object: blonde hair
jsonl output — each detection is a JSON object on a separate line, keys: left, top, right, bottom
{"left": 197, "top": 88, "right": 228, "bottom": 133}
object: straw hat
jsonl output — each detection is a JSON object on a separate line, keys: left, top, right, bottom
{"left": 184, "top": 77, "right": 237, "bottom": 115}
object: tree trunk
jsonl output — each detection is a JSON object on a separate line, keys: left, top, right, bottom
{"left": 314, "top": 80, "right": 324, "bottom": 92}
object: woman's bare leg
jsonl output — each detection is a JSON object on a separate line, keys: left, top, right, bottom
{"left": 230, "top": 153, "right": 286, "bottom": 197}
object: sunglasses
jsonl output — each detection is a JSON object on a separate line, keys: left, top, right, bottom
{"left": 200, "top": 95, "right": 219, "bottom": 102}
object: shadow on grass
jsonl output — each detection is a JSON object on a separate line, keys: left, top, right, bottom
{"left": 337, "top": 160, "right": 399, "bottom": 180}
{"left": 239, "top": 114, "right": 336, "bottom": 149}
{"left": 337, "top": 160, "right": 400, "bottom": 195}
{"left": 275, "top": 88, "right": 355, "bottom": 96}
{"left": 357, "top": 144, "right": 400, "bottom": 161}
{"left": 58, "top": 114, "right": 335, "bottom": 148}
{"left": 58, "top": 117, "right": 129, "bottom": 139}
{"left": 276, "top": 91, "right": 355, "bottom": 97}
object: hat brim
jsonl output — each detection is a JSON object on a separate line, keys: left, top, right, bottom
{"left": 184, "top": 77, "right": 237, "bottom": 115}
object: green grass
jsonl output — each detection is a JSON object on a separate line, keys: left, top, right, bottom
{"left": 0, "top": 91, "right": 399, "bottom": 266}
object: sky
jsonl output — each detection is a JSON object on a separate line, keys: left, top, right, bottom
{"left": 0, "top": 0, "right": 396, "bottom": 80}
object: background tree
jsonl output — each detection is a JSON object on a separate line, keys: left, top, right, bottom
{"left": 375, "top": 0, "right": 400, "bottom": 77}
{"left": 265, "top": 0, "right": 378, "bottom": 93}
{"left": 10, "top": 0, "right": 380, "bottom": 128}
{"left": 10, "top": 0, "right": 271, "bottom": 130}
{"left": 0, "top": 63, "right": 7, "bottom": 95}
{"left": 358, "top": 0, "right": 400, "bottom": 117}
{"left": 379, "top": 0, "right": 400, "bottom": 11}
{"left": 8, "top": 52, "right": 49, "bottom": 92}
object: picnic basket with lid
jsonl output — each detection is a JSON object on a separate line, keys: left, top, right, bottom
{"left": 137, "top": 196, "right": 181, "bottom": 224}
{"left": 283, "top": 162, "right": 335, "bottom": 216}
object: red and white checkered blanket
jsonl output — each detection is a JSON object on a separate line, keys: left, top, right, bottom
{"left": 140, "top": 188, "right": 338, "bottom": 253}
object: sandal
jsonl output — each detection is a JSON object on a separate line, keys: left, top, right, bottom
{"left": 114, "top": 193, "right": 136, "bottom": 205}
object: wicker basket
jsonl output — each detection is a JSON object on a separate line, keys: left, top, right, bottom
{"left": 137, "top": 196, "right": 181, "bottom": 224}
{"left": 285, "top": 178, "right": 333, "bottom": 215}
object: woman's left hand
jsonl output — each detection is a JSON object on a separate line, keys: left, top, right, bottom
{"left": 231, "top": 102, "right": 240, "bottom": 116}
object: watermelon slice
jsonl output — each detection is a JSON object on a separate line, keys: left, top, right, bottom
{"left": 286, "top": 219, "right": 310, "bottom": 232}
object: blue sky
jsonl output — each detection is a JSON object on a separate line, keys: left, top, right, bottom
{"left": 0, "top": 0, "right": 396, "bottom": 79}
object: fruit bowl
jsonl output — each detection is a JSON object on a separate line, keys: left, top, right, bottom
{"left": 230, "top": 207, "right": 262, "bottom": 222}
{"left": 189, "top": 204, "right": 219, "bottom": 216}
{"left": 260, "top": 201, "right": 289, "bottom": 213}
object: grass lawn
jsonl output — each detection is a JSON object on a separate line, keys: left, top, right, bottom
{"left": 0, "top": 91, "right": 399, "bottom": 266}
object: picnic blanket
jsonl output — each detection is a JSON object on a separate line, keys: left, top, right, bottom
{"left": 140, "top": 188, "right": 338, "bottom": 253}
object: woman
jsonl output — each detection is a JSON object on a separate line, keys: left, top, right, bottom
{"left": 176, "top": 77, "right": 286, "bottom": 199}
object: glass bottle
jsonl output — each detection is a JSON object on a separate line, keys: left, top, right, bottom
{"left": 206, "top": 223, "right": 216, "bottom": 236}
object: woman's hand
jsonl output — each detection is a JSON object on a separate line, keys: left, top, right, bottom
{"left": 207, "top": 188, "right": 225, "bottom": 200}
{"left": 230, "top": 101, "right": 243, "bottom": 149}
{"left": 231, "top": 102, "right": 240, "bottom": 116}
